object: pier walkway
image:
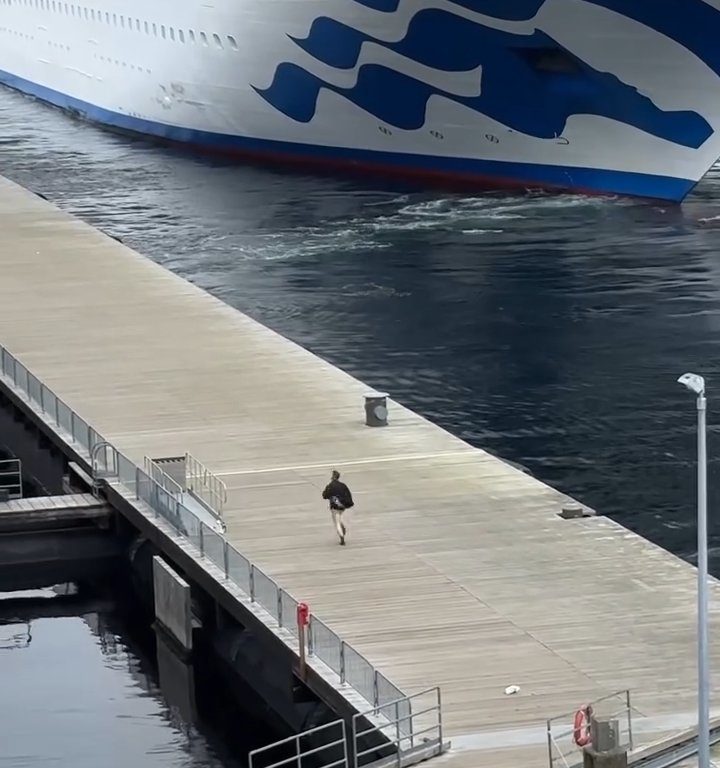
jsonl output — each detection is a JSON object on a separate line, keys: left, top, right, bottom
{"left": 0, "top": 175, "right": 718, "bottom": 768}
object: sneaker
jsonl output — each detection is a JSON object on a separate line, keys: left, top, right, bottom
{"left": 339, "top": 535, "right": 346, "bottom": 546}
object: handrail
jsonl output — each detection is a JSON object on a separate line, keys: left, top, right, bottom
{"left": 546, "top": 690, "right": 632, "bottom": 768}
{"left": 185, "top": 452, "right": 227, "bottom": 520}
{"left": 0, "top": 340, "right": 419, "bottom": 723}
{"left": 351, "top": 687, "right": 444, "bottom": 768}
{"left": 249, "top": 719, "right": 347, "bottom": 768}
{"left": 144, "top": 456, "right": 184, "bottom": 497}
{"left": 0, "top": 458, "right": 22, "bottom": 499}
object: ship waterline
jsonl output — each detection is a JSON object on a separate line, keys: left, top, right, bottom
{"left": 2, "top": 0, "right": 720, "bottom": 200}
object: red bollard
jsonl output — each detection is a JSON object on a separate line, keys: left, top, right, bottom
{"left": 297, "top": 602, "right": 309, "bottom": 628}
{"left": 297, "top": 602, "right": 310, "bottom": 677}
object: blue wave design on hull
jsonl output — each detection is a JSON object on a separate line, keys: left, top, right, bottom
{"left": 0, "top": 67, "right": 700, "bottom": 202}
{"left": 348, "top": 0, "right": 720, "bottom": 77}
{"left": 348, "top": 0, "right": 545, "bottom": 18}
{"left": 258, "top": 9, "right": 710, "bottom": 148}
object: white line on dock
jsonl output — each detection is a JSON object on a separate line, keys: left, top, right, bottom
{"left": 215, "top": 449, "right": 483, "bottom": 477}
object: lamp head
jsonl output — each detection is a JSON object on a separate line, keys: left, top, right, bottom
{"left": 678, "top": 372, "right": 705, "bottom": 395}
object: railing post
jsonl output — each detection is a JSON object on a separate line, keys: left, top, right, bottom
{"left": 410, "top": 698, "right": 415, "bottom": 749}
{"left": 199, "top": 522, "right": 205, "bottom": 556}
{"left": 296, "top": 733, "right": 302, "bottom": 768}
{"left": 396, "top": 716, "right": 401, "bottom": 768}
{"left": 223, "top": 540, "right": 229, "bottom": 578}
{"left": 54, "top": 397, "right": 59, "bottom": 427}
{"left": 278, "top": 591, "right": 283, "bottom": 627}
{"left": 250, "top": 565, "right": 256, "bottom": 602}
{"left": 395, "top": 702, "right": 400, "bottom": 747}
{"left": 626, "top": 689, "right": 633, "bottom": 749}
{"left": 307, "top": 616, "right": 314, "bottom": 656}
{"left": 340, "top": 641, "right": 346, "bottom": 684}
{"left": 70, "top": 411, "right": 76, "bottom": 443}
{"left": 351, "top": 716, "right": 358, "bottom": 768}
{"left": 436, "top": 687, "right": 443, "bottom": 752}
{"left": 546, "top": 719, "right": 553, "bottom": 768}
{"left": 373, "top": 671, "right": 379, "bottom": 708}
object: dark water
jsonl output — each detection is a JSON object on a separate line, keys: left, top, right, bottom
{"left": 0, "top": 585, "right": 255, "bottom": 768}
{"left": 2, "top": 86, "right": 720, "bottom": 568}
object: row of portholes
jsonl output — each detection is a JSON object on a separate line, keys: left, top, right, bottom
{"left": 94, "top": 53, "right": 151, "bottom": 75}
{"left": 4, "top": 0, "right": 240, "bottom": 50}
{"left": 0, "top": 26, "right": 34, "bottom": 39}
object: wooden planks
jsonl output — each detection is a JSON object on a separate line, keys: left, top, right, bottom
{"left": 0, "top": 494, "right": 102, "bottom": 513}
{"left": 0, "top": 493, "right": 110, "bottom": 532}
{"left": 0, "top": 175, "right": 717, "bottom": 768}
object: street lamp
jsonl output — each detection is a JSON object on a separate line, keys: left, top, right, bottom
{"left": 678, "top": 372, "right": 709, "bottom": 768}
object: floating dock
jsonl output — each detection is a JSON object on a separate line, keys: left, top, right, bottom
{"left": 0, "top": 490, "right": 118, "bottom": 591}
{"left": 0, "top": 493, "right": 109, "bottom": 532}
{"left": 0, "top": 175, "right": 717, "bottom": 768}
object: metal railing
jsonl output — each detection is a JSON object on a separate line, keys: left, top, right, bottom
{"left": 144, "top": 456, "right": 184, "bottom": 498}
{"left": 143, "top": 455, "right": 225, "bottom": 532}
{"left": 0, "top": 341, "right": 419, "bottom": 731}
{"left": 0, "top": 458, "right": 22, "bottom": 500}
{"left": 185, "top": 452, "right": 227, "bottom": 521}
{"left": 308, "top": 617, "right": 407, "bottom": 713}
{"left": 352, "top": 688, "right": 443, "bottom": 768}
{"left": 547, "top": 690, "right": 632, "bottom": 768}
{"left": 249, "top": 719, "right": 348, "bottom": 768}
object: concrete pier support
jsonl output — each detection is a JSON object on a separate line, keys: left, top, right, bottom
{"left": 153, "top": 555, "right": 193, "bottom": 651}
{"left": 156, "top": 629, "right": 197, "bottom": 725}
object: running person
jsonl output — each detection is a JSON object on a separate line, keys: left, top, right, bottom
{"left": 321, "top": 470, "right": 354, "bottom": 545}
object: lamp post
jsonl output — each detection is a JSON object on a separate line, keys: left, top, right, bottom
{"left": 677, "top": 372, "right": 709, "bottom": 768}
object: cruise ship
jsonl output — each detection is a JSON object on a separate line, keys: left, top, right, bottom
{"left": 2, "top": 0, "right": 720, "bottom": 201}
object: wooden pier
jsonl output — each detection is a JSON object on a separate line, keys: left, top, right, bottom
{"left": 0, "top": 175, "right": 717, "bottom": 768}
{"left": 0, "top": 493, "right": 108, "bottom": 532}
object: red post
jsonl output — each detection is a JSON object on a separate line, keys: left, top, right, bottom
{"left": 297, "top": 602, "right": 310, "bottom": 678}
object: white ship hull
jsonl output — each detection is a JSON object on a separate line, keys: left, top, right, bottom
{"left": 3, "top": 0, "right": 720, "bottom": 200}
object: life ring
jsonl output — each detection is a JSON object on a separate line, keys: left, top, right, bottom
{"left": 573, "top": 705, "right": 592, "bottom": 747}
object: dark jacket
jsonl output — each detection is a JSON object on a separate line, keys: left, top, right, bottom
{"left": 322, "top": 479, "right": 354, "bottom": 511}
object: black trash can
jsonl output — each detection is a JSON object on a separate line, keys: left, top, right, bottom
{"left": 364, "top": 392, "right": 388, "bottom": 427}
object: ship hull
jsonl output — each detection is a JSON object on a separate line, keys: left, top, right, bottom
{"left": 2, "top": 0, "right": 720, "bottom": 201}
